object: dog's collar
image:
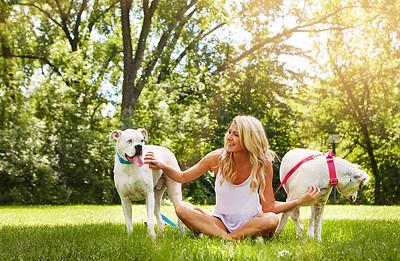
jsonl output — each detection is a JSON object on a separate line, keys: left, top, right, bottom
{"left": 116, "top": 149, "right": 132, "bottom": 165}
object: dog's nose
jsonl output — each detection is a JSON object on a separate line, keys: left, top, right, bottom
{"left": 135, "top": 144, "right": 143, "bottom": 155}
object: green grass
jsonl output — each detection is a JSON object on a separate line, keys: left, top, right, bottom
{"left": 1, "top": 205, "right": 399, "bottom": 260}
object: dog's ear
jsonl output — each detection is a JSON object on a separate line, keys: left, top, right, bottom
{"left": 355, "top": 170, "right": 370, "bottom": 188}
{"left": 361, "top": 171, "right": 370, "bottom": 185}
{"left": 138, "top": 128, "right": 148, "bottom": 141}
{"left": 110, "top": 130, "right": 123, "bottom": 141}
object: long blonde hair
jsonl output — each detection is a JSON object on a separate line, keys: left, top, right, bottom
{"left": 219, "top": 115, "right": 275, "bottom": 200}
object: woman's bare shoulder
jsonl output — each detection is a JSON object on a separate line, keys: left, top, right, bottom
{"left": 203, "top": 149, "right": 223, "bottom": 160}
{"left": 208, "top": 148, "right": 224, "bottom": 157}
{"left": 201, "top": 149, "right": 223, "bottom": 169}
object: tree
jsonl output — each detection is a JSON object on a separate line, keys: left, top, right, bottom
{"left": 119, "top": 0, "right": 226, "bottom": 126}
{"left": 0, "top": 0, "right": 122, "bottom": 204}
{"left": 118, "top": 0, "right": 366, "bottom": 126}
{"left": 295, "top": 1, "right": 400, "bottom": 204}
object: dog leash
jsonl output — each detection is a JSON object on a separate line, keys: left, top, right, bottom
{"left": 274, "top": 150, "right": 338, "bottom": 196}
{"left": 161, "top": 214, "right": 180, "bottom": 229}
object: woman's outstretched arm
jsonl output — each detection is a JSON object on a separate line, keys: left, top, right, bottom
{"left": 144, "top": 149, "right": 221, "bottom": 183}
{"left": 260, "top": 161, "right": 320, "bottom": 214}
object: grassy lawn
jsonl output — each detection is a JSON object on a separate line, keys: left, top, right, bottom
{"left": 1, "top": 204, "right": 399, "bottom": 260}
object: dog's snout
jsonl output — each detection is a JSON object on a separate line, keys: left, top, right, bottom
{"left": 135, "top": 144, "right": 143, "bottom": 155}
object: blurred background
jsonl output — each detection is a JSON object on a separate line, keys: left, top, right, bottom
{"left": 1, "top": 0, "right": 399, "bottom": 205}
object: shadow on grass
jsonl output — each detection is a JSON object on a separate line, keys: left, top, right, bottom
{"left": 0, "top": 219, "right": 399, "bottom": 260}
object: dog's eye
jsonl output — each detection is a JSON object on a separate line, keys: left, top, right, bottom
{"left": 141, "top": 139, "right": 144, "bottom": 143}
{"left": 127, "top": 139, "right": 133, "bottom": 144}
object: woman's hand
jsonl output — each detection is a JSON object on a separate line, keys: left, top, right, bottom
{"left": 144, "top": 151, "right": 165, "bottom": 170}
{"left": 297, "top": 186, "right": 321, "bottom": 205}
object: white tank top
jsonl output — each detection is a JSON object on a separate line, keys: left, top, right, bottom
{"left": 213, "top": 171, "right": 263, "bottom": 232}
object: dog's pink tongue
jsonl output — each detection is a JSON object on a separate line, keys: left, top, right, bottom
{"left": 127, "top": 155, "right": 144, "bottom": 167}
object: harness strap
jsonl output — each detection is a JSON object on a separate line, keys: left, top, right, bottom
{"left": 274, "top": 150, "right": 339, "bottom": 197}
{"left": 325, "top": 150, "right": 338, "bottom": 186}
{"left": 274, "top": 155, "right": 315, "bottom": 196}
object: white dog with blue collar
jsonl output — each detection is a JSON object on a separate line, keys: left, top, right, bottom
{"left": 110, "top": 128, "right": 184, "bottom": 237}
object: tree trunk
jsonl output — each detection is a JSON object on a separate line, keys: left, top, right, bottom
{"left": 337, "top": 65, "right": 382, "bottom": 204}
{"left": 120, "top": 0, "right": 137, "bottom": 126}
{"left": 360, "top": 124, "right": 381, "bottom": 204}
{"left": 119, "top": 0, "right": 160, "bottom": 127}
{"left": 0, "top": 12, "right": 12, "bottom": 130}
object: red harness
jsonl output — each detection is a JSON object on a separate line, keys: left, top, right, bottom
{"left": 274, "top": 150, "right": 338, "bottom": 197}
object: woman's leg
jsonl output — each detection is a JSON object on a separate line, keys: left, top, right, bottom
{"left": 228, "top": 212, "right": 279, "bottom": 240}
{"left": 175, "top": 202, "right": 229, "bottom": 239}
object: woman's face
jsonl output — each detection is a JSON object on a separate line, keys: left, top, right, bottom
{"left": 225, "top": 122, "right": 244, "bottom": 153}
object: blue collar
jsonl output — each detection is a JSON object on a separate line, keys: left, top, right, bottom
{"left": 116, "top": 149, "right": 132, "bottom": 165}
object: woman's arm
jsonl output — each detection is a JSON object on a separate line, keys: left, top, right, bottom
{"left": 144, "top": 149, "right": 221, "bottom": 183}
{"left": 260, "top": 161, "right": 320, "bottom": 214}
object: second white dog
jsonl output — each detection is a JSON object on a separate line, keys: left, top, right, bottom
{"left": 275, "top": 148, "right": 370, "bottom": 241}
{"left": 110, "top": 128, "right": 184, "bottom": 237}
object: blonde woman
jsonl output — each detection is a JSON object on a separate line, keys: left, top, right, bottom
{"left": 144, "top": 115, "right": 320, "bottom": 240}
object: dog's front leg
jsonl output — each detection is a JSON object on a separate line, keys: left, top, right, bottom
{"left": 154, "top": 186, "right": 165, "bottom": 234}
{"left": 121, "top": 197, "right": 133, "bottom": 233}
{"left": 275, "top": 210, "right": 291, "bottom": 237}
{"left": 166, "top": 179, "right": 185, "bottom": 233}
{"left": 146, "top": 192, "right": 156, "bottom": 237}
{"left": 308, "top": 204, "right": 316, "bottom": 238}
{"left": 290, "top": 207, "right": 303, "bottom": 237}
{"left": 313, "top": 203, "right": 325, "bottom": 241}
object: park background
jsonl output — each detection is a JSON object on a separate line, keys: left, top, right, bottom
{"left": 1, "top": 0, "right": 399, "bottom": 206}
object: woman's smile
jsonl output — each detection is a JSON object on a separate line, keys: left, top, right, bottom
{"left": 226, "top": 123, "right": 243, "bottom": 152}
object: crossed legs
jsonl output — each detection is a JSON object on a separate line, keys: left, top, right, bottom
{"left": 175, "top": 201, "right": 229, "bottom": 239}
{"left": 175, "top": 202, "right": 279, "bottom": 240}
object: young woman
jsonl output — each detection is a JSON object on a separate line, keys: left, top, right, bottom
{"left": 144, "top": 115, "right": 320, "bottom": 240}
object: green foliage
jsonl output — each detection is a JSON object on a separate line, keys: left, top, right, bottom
{"left": 293, "top": 1, "right": 400, "bottom": 204}
{"left": 183, "top": 171, "right": 216, "bottom": 204}
{"left": 0, "top": 1, "right": 121, "bottom": 205}
{"left": 1, "top": 0, "right": 400, "bottom": 205}
{"left": 0, "top": 96, "right": 119, "bottom": 205}
{"left": 376, "top": 152, "right": 400, "bottom": 205}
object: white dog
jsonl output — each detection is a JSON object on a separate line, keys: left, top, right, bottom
{"left": 110, "top": 128, "right": 184, "bottom": 237}
{"left": 275, "top": 148, "right": 370, "bottom": 241}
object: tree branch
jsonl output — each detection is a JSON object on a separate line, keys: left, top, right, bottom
{"left": 17, "top": 3, "right": 63, "bottom": 28}
{"left": 72, "top": 0, "right": 87, "bottom": 49}
{"left": 67, "top": 0, "right": 75, "bottom": 16}
{"left": 54, "top": 0, "right": 76, "bottom": 51}
{"left": 175, "top": 22, "right": 225, "bottom": 68}
{"left": 2, "top": 54, "right": 63, "bottom": 77}
{"left": 156, "top": 3, "right": 198, "bottom": 82}
{"left": 87, "top": 1, "right": 119, "bottom": 36}
{"left": 131, "top": 0, "right": 160, "bottom": 78}
{"left": 139, "top": 0, "right": 199, "bottom": 87}
{"left": 215, "top": 5, "right": 359, "bottom": 73}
